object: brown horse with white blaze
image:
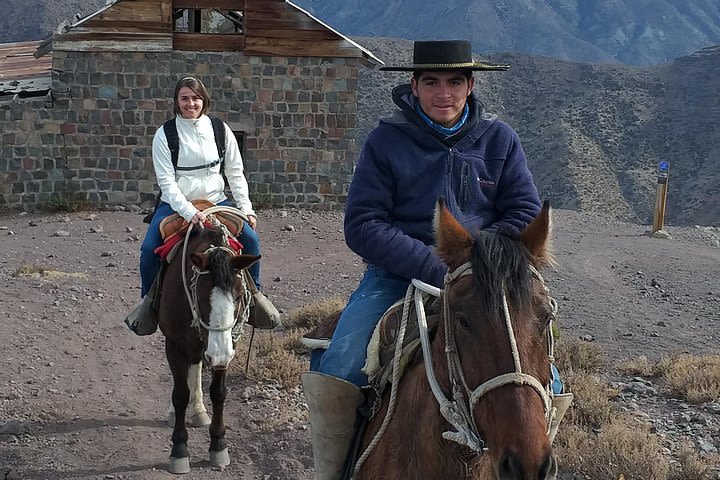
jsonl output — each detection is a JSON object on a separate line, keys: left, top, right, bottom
{"left": 355, "top": 200, "right": 558, "bottom": 480}
{"left": 157, "top": 222, "right": 259, "bottom": 474}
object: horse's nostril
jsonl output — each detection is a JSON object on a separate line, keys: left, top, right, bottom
{"left": 540, "top": 452, "right": 557, "bottom": 479}
{"left": 498, "top": 452, "right": 524, "bottom": 479}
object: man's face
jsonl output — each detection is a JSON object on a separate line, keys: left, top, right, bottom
{"left": 411, "top": 71, "right": 474, "bottom": 128}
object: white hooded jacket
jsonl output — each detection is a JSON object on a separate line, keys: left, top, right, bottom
{"left": 152, "top": 114, "right": 255, "bottom": 222}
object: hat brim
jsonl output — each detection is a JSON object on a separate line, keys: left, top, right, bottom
{"left": 379, "top": 62, "right": 509, "bottom": 72}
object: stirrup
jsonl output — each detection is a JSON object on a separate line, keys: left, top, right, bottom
{"left": 124, "top": 280, "right": 159, "bottom": 336}
{"left": 248, "top": 291, "right": 281, "bottom": 330}
{"left": 243, "top": 270, "right": 281, "bottom": 330}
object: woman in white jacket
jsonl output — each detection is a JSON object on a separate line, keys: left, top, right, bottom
{"left": 139, "top": 76, "right": 261, "bottom": 298}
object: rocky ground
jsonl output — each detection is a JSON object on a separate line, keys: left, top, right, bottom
{"left": 0, "top": 206, "right": 718, "bottom": 479}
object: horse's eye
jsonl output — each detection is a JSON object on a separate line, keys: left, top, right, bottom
{"left": 454, "top": 312, "right": 471, "bottom": 330}
{"left": 537, "top": 304, "right": 554, "bottom": 328}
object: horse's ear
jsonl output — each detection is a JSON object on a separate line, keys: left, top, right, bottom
{"left": 520, "top": 200, "right": 553, "bottom": 266}
{"left": 190, "top": 252, "right": 209, "bottom": 270}
{"left": 232, "top": 254, "right": 261, "bottom": 272}
{"left": 434, "top": 198, "right": 473, "bottom": 269}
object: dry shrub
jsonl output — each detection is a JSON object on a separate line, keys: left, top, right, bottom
{"left": 558, "top": 416, "right": 670, "bottom": 479}
{"left": 656, "top": 353, "right": 720, "bottom": 403}
{"left": 13, "top": 264, "right": 87, "bottom": 278}
{"left": 233, "top": 330, "right": 307, "bottom": 389}
{"left": 670, "top": 443, "right": 720, "bottom": 480}
{"left": 618, "top": 355, "right": 658, "bottom": 377}
{"left": 561, "top": 372, "right": 617, "bottom": 429}
{"left": 555, "top": 337, "right": 606, "bottom": 375}
{"left": 283, "top": 297, "right": 345, "bottom": 330}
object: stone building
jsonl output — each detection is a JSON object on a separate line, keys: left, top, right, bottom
{"left": 0, "top": 0, "right": 381, "bottom": 211}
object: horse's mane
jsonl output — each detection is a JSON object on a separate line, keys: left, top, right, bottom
{"left": 187, "top": 226, "right": 236, "bottom": 294}
{"left": 469, "top": 230, "right": 533, "bottom": 323}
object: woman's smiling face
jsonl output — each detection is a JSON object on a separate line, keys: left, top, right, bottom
{"left": 177, "top": 87, "right": 204, "bottom": 119}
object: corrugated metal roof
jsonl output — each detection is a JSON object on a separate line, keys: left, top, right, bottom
{"left": 0, "top": 41, "right": 52, "bottom": 95}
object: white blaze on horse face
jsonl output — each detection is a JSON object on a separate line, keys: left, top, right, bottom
{"left": 205, "top": 287, "right": 236, "bottom": 368}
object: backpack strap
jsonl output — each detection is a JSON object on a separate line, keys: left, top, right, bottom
{"left": 162, "top": 118, "right": 180, "bottom": 169}
{"left": 209, "top": 116, "right": 227, "bottom": 172}
{"left": 164, "top": 116, "right": 226, "bottom": 172}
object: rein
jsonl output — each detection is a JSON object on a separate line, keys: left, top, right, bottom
{"left": 180, "top": 205, "right": 252, "bottom": 342}
{"left": 354, "top": 261, "right": 558, "bottom": 476}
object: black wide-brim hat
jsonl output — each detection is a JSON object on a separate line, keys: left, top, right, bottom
{"left": 379, "top": 40, "right": 509, "bottom": 72}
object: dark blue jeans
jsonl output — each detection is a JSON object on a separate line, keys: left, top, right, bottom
{"left": 139, "top": 200, "right": 261, "bottom": 297}
{"left": 311, "top": 265, "right": 410, "bottom": 387}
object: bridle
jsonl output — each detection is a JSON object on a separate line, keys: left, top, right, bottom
{"left": 420, "top": 261, "right": 558, "bottom": 452}
{"left": 354, "top": 260, "right": 559, "bottom": 477}
{"left": 180, "top": 206, "right": 252, "bottom": 343}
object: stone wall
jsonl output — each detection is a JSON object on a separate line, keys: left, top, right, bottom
{"left": 0, "top": 50, "right": 360, "bottom": 211}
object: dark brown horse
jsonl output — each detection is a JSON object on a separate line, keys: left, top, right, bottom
{"left": 354, "top": 200, "right": 557, "bottom": 480}
{"left": 157, "top": 220, "right": 259, "bottom": 474}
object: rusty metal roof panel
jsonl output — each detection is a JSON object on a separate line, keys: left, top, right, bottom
{"left": 0, "top": 41, "right": 52, "bottom": 95}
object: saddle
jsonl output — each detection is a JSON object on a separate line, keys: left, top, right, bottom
{"left": 159, "top": 199, "right": 245, "bottom": 240}
{"left": 364, "top": 295, "right": 441, "bottom": 395}
{"left": 301, "top": 293, "right": 442, "bottom": 396}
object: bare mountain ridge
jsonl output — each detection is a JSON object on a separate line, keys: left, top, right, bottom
{"left": 296, "top": 0, "right": 720, "bottom": 66}
{"left": 355, "top": 37, "right": 720, "bottom": 226}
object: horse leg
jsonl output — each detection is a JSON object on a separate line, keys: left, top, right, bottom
{"left": 208, "top": 368, "right": 230, "bottom": 470}
{"left": 166, "top": 341, "right": 192, "bottom": 474}
{"left": 168, "top": 362, "right": 211, "bottom": 428}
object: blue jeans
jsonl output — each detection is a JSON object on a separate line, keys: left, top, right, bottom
{"left": 139, "top": 200, "right": 261, "bottom": 297}
{"left": 311, "top": 265, "right": 410, "bottom": 387}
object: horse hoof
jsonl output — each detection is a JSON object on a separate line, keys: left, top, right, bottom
{"left": 168, "top": 456, "right": 191, "bottom": 474}
{"left": 189, "top": 411, "right": 211, "bottom": 427}
{"left": 209, "top": 448, "right": 230, "bottom": 469}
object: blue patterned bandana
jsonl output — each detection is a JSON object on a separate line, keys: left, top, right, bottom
{"left": 416, "top": 103, "right": 470, "bottom": 136}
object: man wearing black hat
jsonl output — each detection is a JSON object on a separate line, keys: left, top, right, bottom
{"left": 302, "top": 40, "right": 556, "bottom": 480}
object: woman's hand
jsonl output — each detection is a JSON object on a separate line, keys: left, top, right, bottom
{"left": 247, "top": 214, "right": 257, "bottom": 230}
{"left": 190, "top": 210, "right": 207, "bottom": 226}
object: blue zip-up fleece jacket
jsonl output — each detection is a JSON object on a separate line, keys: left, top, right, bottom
{"left": 344, "top": 84, "right": 541, "bottom": 288}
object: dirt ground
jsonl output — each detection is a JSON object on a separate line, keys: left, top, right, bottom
{"left": 0, "top": 206, "right": 719, "bottom": 479}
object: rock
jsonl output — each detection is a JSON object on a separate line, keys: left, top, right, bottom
{"left": 579, "top": 334, "right": 594, "bottom": 342}
{"left": 28, "top": 220, "right": 41, "bottom": 227}
{"left": 697, "top": 439, "right": 718, "bottom": 454}
{"left": 52, "top": 230, "right": 70, "bottom": 237}
{"left": 90, "top": 225, "right": 104, "bottom": 233}
{"left": 282, "top": 224, "right": 296, "bottom": 232}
